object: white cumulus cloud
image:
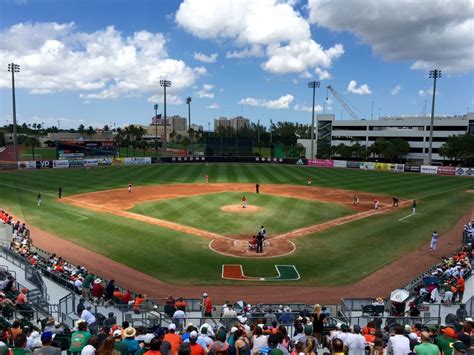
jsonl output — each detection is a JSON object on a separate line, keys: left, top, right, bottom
{"left": 176, "top": 0, "right": 343, "bottom": 76}
{"left": 347, "top": 80, "right": 372, "bottom": 95}
{"left": 293, "top": 104, "right": 323, "bottom": 112}
{"left": 196, "top": 83, "right": 215, "bottom": 98}
{"left": 239, "top": 94, "right": 294, "bottom": 109}
{"left": 0, "top": 22, "right": 205, "bottom": 99}
{"left": 207, "top": 103, "right": 220, "bottom": 109}
{"left": 308, "top": 0, "right": 474, "bottom": 74}
{"left": 391, "top": 84, "right": 401, "bottom": 95}
{"left": 194, "top": 52, "right": 218, "bottom": 63}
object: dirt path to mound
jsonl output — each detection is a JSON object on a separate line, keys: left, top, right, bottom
{"left": 61, "top": 183, "right": 401, "bottom": 257}
{"left": 25, "top": 205, "right": 473, "bottom": 304}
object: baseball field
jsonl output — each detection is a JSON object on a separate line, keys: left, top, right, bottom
{"left": 0, "top": 164, "right": 473, "bottom": 299}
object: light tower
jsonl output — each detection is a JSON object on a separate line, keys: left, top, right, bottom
{"left": 186, "top": 96, "right": 192, "bottom": 131}
{"left": 427, "top": 69, "right": 441, "bottom": 165}
{"left": 7, "top": 63, "right": 20, "bottom": 162}
{"left": 308, "top": 81, "right": 320, "bottom": 159}
{"left": 160, "top": 79, "right": 172, "bottom": 156}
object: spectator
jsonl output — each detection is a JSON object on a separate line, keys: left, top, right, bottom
{"left": 413, "top": 331, "right": 439, "bottom": 355}
{"left": 346, "top": 325, "right": 365, "bottom": 355}
{"left": 82, "top": 273, "right": 94, "bottom": 300}
{"left": 164, "top": 324, "right": 182, "bottom": 355}
{"left": 92, "top": 279, "right": 104, "bottom": 302}
{"left": 263, "top": 309, "right": 277, "bottom": 326}
{"left": 132, "top": 294, "right": 146, "bottom": 314}
{"left": 188, "top": 331, "right": 205, "bottom": 355}
{"left": 201, "top": 293, "right": 215, "bottom": 325}
{"left": 436, "top": 327, "right": 457, "bottom": 355}
{"left": 371, "top": 338, "right": 384, "bottom": 355}
{"left": 70, "top": 321, "right": 92, "bottom": 354}
{"left": 103, "top": 313, "right": 116, "bottom": 328}
{"left": 97, "top": 336, "right": 119, "bottom": 355}
{"left": 311, "top": 304, "right": 325, "bottom": 344}
{"left": 77, "top": 299, "right": 86, "bottom": 316}
{"left": 222, "top": 305, "right": 238, "bottom": 331}
{"left": 122, "top": 327, "right": 139, "bottom": 354}
{"left": 208, "top": 328, "right": 229, "bottom": 355}
{"left": 387, "top": 324, "right": 410, "bottom": 355}
{"left": 104, "top": 280, "right": 115, "bottom": 303}
{"left": 12, "top": 334, "right": 31, "bottom": 355}
{"left": 81, "top": 307, "right": 97, "bottom": 335}
{"left": 33, "top": 331, "right": 60, "bottom": 355}
{"left": 112, "top": 330, "right": 127, "bottom": 355}
{"left": 134, "top": 333, "right": 154, "bottom": 355}
{"left": 234, "top": 329, "right": 250, "bottom": 355}
{"left": 81, "top": 336, "right": 98, "bottom": 355}
{"left": 250, "top": 326, "right": 267, "bottom": 354}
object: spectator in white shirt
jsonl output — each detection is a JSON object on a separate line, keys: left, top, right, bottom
{"left": 346, "top": 325, "right": 366, "bottom": 355}
{"left": 387, "top": 324, "right": 410, "bottom": 355}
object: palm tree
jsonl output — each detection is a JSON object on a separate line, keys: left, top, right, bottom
{"left": 24, "top": 136, "right": 41, "bottom": 160}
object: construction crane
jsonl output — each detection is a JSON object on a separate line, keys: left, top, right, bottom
{"left": 326, "top": 85, "right": 359, "bottom": 120}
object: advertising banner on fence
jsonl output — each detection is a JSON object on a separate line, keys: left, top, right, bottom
{"left": 307, "top": 159, "right": 334, "bottom": 167}
{"left": 394, "top": 164, "right": 405, "bottom": 172}
{"left": 124, "top": 157, "right": 151, "bottom": 165}
{"left": 84, "top": 159, "right": 99, "bottom": 167}
{"left": 35, "top": 160, "right": 53, "bottom": 169}
{"left": 333, "top": 160, "right": 347, "bottom": 168}
{"left": 53, "top": 160, "right": 69, "bottom": 169}
{"left": 404, "top": 165, "right": 421, "bottom": 173}
{"left": 17, "top": 161, "right": 37, "bottom": 170}
{"left": 437, "top": 166, "right": 456, "bottom": 176}
{"left": 359, "top": 162, "right": 375, "bottom": 170}
{"left": 346, "top": 161, "right": 360, "bottom": 169}
{"left": 456, "top": 167, "right": 474, "bottom": 177}
{"left": 68, "top": 159, "right": 84, "bottom": 168}
{"left": 421, "top": 165, "right": 438, "bottom": 174}
{"left": 375, "top": 163, "right": 390, "bottom": 171}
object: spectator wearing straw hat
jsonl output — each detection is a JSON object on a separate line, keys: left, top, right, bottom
{"left": 122, "top": 327, "right": 139, "bottom": 354}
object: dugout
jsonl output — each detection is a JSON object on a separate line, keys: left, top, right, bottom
{"left": 205, "top": 136, "right": 253, "bottom": 156}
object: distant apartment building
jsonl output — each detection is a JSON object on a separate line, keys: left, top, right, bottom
{"left": 190, "top": 124, "right": 204, "bottom": 132}
{"left": 169, "top": 115, "right": 187, "bottom": 132}
{"left": 214, "top": 116, "right": 250, "bottom": 131}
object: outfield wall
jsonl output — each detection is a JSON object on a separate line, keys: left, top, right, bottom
{"left": 12, "top": 157, "right": 474, "bottom": 177}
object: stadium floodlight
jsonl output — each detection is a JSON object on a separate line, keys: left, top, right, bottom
{"left": 427, "top": 69, "right": 441, "bottom": 165}
{"left": 160, "top": 79, "right": 172, "bottom": 156}
{"left": 153, "top": 104, "right": 159, "bottom": 157}
{"left": 308, "top": 81, "right": 321, "bottom": 160}
{"left": 7, "top": 63, "right": 20, "bottom": 162}
{"left": 186, "top": 96, "right": 192, "bottom": 131}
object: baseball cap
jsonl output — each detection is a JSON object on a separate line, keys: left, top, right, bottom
{"left": 202, "top": 293, "right": 208, "bottom": 298}
{"left": 443, "top": 327, "right": 457, "bottom": 338}
{"left": 190, "top": 331, "right": 198, "bottom": 339}
{"left": 453, "top": 341, "right": 467, "bottom": 353}
{"left": 113, "top": 329, "right": 122, "bottom": 338}
{"left": 41, "top": 332, "right": 54, "bottom": 342}
{"left": 168, "top": 324, "right": 176, "bottom": 331}
{"left": 230, "top": 327, "right": 238, "bottom": 333}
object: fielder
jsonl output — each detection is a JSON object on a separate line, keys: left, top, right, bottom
{"left": 204, "top": 174, "right": 209, "bottom": 184}
{"left": 307, "top": 177, "right": 312, "bottom": 186}
{"left": 412, "top": 200, "right": 417, "bottom": 214}
{"left": 430, "top": 231, "right": 439, "bottom": 251}
{"left": 353, "top": 195, "right": 360, "bottom": 205}
{"left": 36, "top": 193, "right": 42, "bottom": 206}
{"left": 128, "top": 183, "right": 132, "bottom": 193}
{"left": 241, "top": 195, "right": 248, "bottom": 208}
{"left": 373, "top": 199, "right": 380, "bottom": 210}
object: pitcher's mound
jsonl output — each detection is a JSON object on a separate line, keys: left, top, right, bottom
{"left": 220, "top": 205, "right": 263, "bottom": 213}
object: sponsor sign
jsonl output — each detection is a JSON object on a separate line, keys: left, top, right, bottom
{"left": 295, "top": 158, "right": 305, "bottom": 165}
{"left": 124, "top": 157, "right": 151, "bottom": 165}
{"left": 68, "top": 159, "right": 84, "bottom": 168}
{"left": 308, "top": 159, "right": 334, "bottom": 167}
{"left": 17, "top": 161, "right": 36, "bottom": 170}
{"left": 347, "top": 161, "right": 361, "bottom": 169}
{"left": 456, "top": 167, "right": 474, "bottom": 177}
{"left": 359, "top": 162, "right": 375, "bottom": 170}
{"left": 421, "top": 165, "right": 438, "bottom": 174}
{"left": 404, "top": 165, "right": 421, "bottom": 173}
{"left": 333, "top": 160, "right": 347, "bottom": 168}
{"left": 84, "top": 159, "right": 99, "bottom": 167}
{"left": 53, "top": 160, "right": 69, "bottom": 169}
{"left": 395, "top": 164, "right": 405, "bottom": 172}
{"left": 375, "top": 163, "right": 390, "bottom": 171}
{"left": 35, "top": 160, "right": 53, "bottom": 169}
{"left": 99, "top": 158, "right": 112, "bottom": 166}
{"left": 437, "top": 166, "right": 456, "bottom": 176}
{"left": 58, "top": 152, "right": 84, "bottom": 159}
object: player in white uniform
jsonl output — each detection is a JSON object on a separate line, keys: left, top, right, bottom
{"left": 430, "top": 231, "right": 439, "bottom": 251}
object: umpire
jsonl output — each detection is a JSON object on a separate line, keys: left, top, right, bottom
{"left": 256, "top": 232, "right": 264, "bottom": 253}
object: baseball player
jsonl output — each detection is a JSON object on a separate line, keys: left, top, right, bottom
{"left": 256, "top": 232, "right": 265, "bottom": 253}
{"left": 128, "top": 183, "right": 132, "bottom": 193}
{"left": 256, "top": 183, "right": 260, "bottom": 194}
{"left": 241, "top": 195, "right": 248, "bottom": 208}
{"left": 392, "top": 197, "right": 399, "bottom": 207}
{"left": 307, "top": 177, "right": 312, "bottom": 186}
{"left": 430, "top": 231, "right": 439, "bottom": 251}
{"left": 204, "top": 174, "right": 209, "bottom": 184}
{"left": 353, "top": 195, "right": 360, "bottom": 205}
{"left": 36, "top": 193, "right": 42, "bottom": 206}
{"left": 412, "top": 200, "right": 417, "bottom": 214}
{"left": 58, "top": 187, "right": 63, "bottom": 199}
{"left": 373, "top": 199, "right": 380, "bottom": 210}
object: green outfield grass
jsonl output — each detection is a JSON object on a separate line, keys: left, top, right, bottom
{"left": 0, "top": 164, "right": 473, "bottom": 285}
{"left": 130, "top": 192, "right": 352, "bottom": 235}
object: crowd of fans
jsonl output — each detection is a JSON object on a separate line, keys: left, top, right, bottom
{"left": 2, "top": 212, "right": 474, "bottom": 354}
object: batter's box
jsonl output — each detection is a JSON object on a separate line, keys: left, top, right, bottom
{"left": 222, "top": 264, "right": 300, "bottom": 281}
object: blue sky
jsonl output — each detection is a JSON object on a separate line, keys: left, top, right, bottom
{"left": 0, "top": 0, "right": 473, "bottom": 130}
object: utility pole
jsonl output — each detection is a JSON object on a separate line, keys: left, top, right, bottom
{"left": 160, "top": 79, "right": 172, "bottom": 157}
{"left": 186, "top": 97, "right": 192, "bottom": 130}
{"left": 153, "top": 104, "right": 159, "bottom": 157}
{"left": 308, "top": 81, "right": 320, "bottom": 159}
{"left": 427, "top": 69, "right": 441, "bottom": 165}
{"left": 8, "top": 63, "right": 20, "bottom": 162}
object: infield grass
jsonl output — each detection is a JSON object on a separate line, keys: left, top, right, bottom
{"left": 0, "top": 164, "right": 473, "bottom": 285}
{"left": 130, "top": 191, "right": 353, "bottom": 235}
